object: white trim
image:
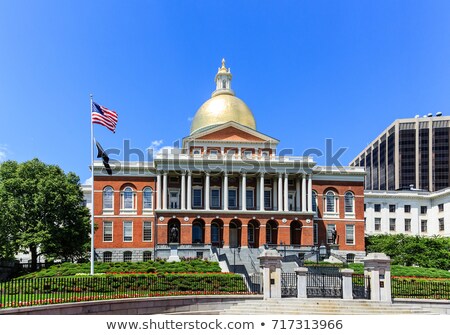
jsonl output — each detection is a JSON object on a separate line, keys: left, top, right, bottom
{"left": 123, "top": 221, "right": 133, "bottom": 242}
{"left": 143, "top": 221, "right": 152, "bottom": 242}
{"left": 103, "top": 221, "right": 113, "bottom": 242}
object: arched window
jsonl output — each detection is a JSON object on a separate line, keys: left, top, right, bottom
{"left": 325, "top": 191, "right": 337, "bottom": 213}
{"left": 103, "top": 251, "right": 112, "bottom": 262}
{"left": 222, "top": 79, "right": 226, "bottom": 89}
{"left": 121, "top": 186, "right": 135, "bottom": 210}
{"left": 312, "top": 191, "right": 318, "bottom": 212}
{"left": 123, "top": 251, "right": 132, "bottom": 262}
{"left": 143, "top": 187, "right": 153, "bottom": 210}
{"left": 344, "top": 191, "right": 354, "bottom": 213}
{"left": 103, "top": 186, "right": 114, "bottom": 210}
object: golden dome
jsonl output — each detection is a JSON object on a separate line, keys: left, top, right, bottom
{"left": 190, "top": 59, "right": 257, "bottom": 135}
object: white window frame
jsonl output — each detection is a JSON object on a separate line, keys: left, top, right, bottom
{"left": 123, "top": 221, "right": 133, "bottom": 242}
{"left": 313, "top": 223, "right": 318, "bottom": 245}
{"left": 210, "top": 187, "right": 221, "bottom": 209}
{"left": 228, "top": 187, "right": 238, "bottom": 209}
{"left": 247, "top": 224, "right": 255, "bottom": 243}
{"left": 192, "top": 149, "right": 201, "bottom": 156}
{"left": 209, "top": 149, "right": 219, "bottom": 158}
{"left": 344, "top": 191, "right": 355, "bottom": 217}
{"left": 312, "top": 191, "right": 318, "bottom": 214}
{"left": 143, "top": 187, "right": 153, "bottom": 211}
{"left": 143, "top": 221, "right": 152, "bottom": 242}
{"left": 121, "top": 187, "right": 136, "bottom": 214}
{"left": 421, "top": 220, "right": 427, "bottom": 233}
{"left": 439, "top": 218, "right": 445, "bottom": 231}
{"left": 324, "top": 191, "right": 339, "bottom": 217}
{"left": 345, "top": 224, "right": 355, "bottom": 245}
{"left": 103, "top": 251, "right": 112, "bottom": 263}
{"left": 389, "top": 218, "right": 396, "bottom": 231}
{"left": 246, "top": 187, "right": 255, "bottom": 209}
{"left": 243, "top": 150, "right": 252, "bottom": 158}
{"left": 192, "top": 186, "right": 203, "bottom": 208}
{"left": 103, "top": 186, "right": 114, "bottom": 213}
{"left": 264, "top": 188, "right": 272, "bottom": 209}
{"left": 404, "top": 218, "right": 411, "bottom": 232}
{"left": 168, "top": 189, "right": 180, "bottom": 209}
{"left": 375, "top": 218, "right": 381, "bottom": 231}
{"left": 103, "top": 221, "right": 113, "bottom": 242}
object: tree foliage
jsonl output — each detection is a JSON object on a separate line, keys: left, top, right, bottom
{"left": 366, "top": 234, "right": 450, "bottom": 270}
{"left": 0, "top": 159, "right": 90, "bottom": 268}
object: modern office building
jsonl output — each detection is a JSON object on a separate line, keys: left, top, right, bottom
{"left": 90, "top": 60, "right": 366, "bottom": 263}
{"left": 351, "top": 115, "right": 450, "bottom": 237}
{"left": 350, "top": 115, "right": 450, "bottom": 192}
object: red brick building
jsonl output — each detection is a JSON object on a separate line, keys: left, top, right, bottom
{"left": 92, "top": 60, "right": 365, "bottom": 263}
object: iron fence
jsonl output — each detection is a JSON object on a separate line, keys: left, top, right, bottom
{"left": 281, "top": 273, "right": 297, "bottom": 297}
{"left": 0, "top": 274, "right": 249, "bottom": 309}
{"left": 352, "top": 274, "right": 371, "bottom": 299}
{"left": 392, "top": 278, "right": 450, "bottom": 300}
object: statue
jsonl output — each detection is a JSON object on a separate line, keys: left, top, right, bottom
{"left": 170, "top": 225, "right": 179, "bottom": 243}
{"left": 331, "top": 228, "right": 338, "bottom": 244}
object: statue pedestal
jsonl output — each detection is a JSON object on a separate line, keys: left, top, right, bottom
{"left": 330, "top": 244, "right": 340, "bottom": 251}
{"left": 167, "top": 244, "right": 180, "bottom": 262}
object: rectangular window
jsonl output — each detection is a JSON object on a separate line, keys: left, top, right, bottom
{"left": 244, "top": 150, "right": 252, "bottom": 158}
{"left": 439, "top": 218, "right": 445, "bottom": 231}
{"left": 345, "top": 225, "right": 355, "bottom": 245}
{"left": 193, "top": 177, "right": 202, "bottom": 184}
{"left": 209, "top": 150, "right": 218, "bottom": 156}
{"left": 211, "top": 189, "right": 221, "bottom": 208}
{"left": 420, "top": 206, "right": 427, "bottom": 214}
{"left": 143, "top": 222, "right": 152, "bottom": 242}
{"left": 123, "top": 221, "right": 133, "bottom": 242}
{"left": 264, "top": 190, "right": 272, "bottom": 209}
{"left": 389, "top": 204, "right": 396, "bottom": 213}
{"left": 103, "top": 222, "right": 113, "bottom": 242}
{"left": 193, "top": 189, "right": 202, "bottom": 208}
{"left": 326, "top": 224, "right": 336, "bottom": 244}
{"left": 248, "top": 226, "right": 254, "bottom": 243}
{"left": 374, "top": 204, "right": 381, "bottom": 212}
{"left": 246, "top": 189, "right": 254, "bottom": 208}
{"left": 364, "top": 203, "right": 366, "bottom": 211}
{"left": 389, "top": 218, "right": 396, "bottom": 231}
{"left": 227, "top": 149, "right": 236, "bottom": 156}
{"left": 264, "top": 178, "right": 272, "bottom": 186}
{"left": 143, "top": 251, "right": 152, "bottom": 262}
{"left": 288, "top": 179, "right": 294, "bottom": 186}
{"left": 228, "top": 189, "right": 237, "bottom": 208}
{"left": 404, "top": 205, "right": 411, "bottom": 213}
{"left": 103, "top": 252, "right": 112, "bottom": 263}
{"left": 421, "top": 220, "right": 427, "bottom": 233}
{"left": 438, "top": 203, "right": 444, "bottom": 212}
{"left": 374, "top": 218, "right": 381, "bottom": 231}
{"left": 404, "top": 219, "right": 411, "bottom": 232}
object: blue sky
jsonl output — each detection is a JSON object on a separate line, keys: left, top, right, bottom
{"left": 1, "top": 1, "right": 450, "bottom": 184}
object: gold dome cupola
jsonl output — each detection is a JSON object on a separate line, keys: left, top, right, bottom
{"left": 190, "top": 59, "right": 257, "bottom": 135}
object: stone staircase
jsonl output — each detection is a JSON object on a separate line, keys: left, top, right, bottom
{"left": 220, "top": 299, "right": 435, "bottom": 315}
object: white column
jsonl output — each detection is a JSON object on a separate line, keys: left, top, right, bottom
{"left": 223, "top": 173, "right": 228, "bottom": 211}
{"left": 301, "top": 174, "right": 306, "bottom": 212}
{"left": 273, "top": 177, "right": 278, "bottom": 210}
{"left": 284, "top": 173, "right": 289, "bottom": 211}
{"left": 278, "top": 173, "right": 283, "bottom": 212}
{"left": 156, "top": 172, "right": 162, "bottom": 210}
{"left": 242, "top": 173, "right": 247, "bottom": 210}
{"left": 205, "top": 172, "right": 210, "bottom": 210}
{"left": 187, "top": 172, "right": 192, "bottom": 210}
{"left": 181, "top": 171, "right": 186, "bottom": 210}
{"left": 162, "top": 172, "right": 168, "bottom": 210}
{"left": 307, "top": 174, "right": 313, "bottom": 212}
{"left": 295, "top": 176, "right": 301, "bottom": 211}
{"left": 256, "top": 175, "right": 260, "bottom": 210}
{"left": 239, "top": 175, "right": 242, "bottom": 209}
{"left": 260, "top": 173, "right": 265, "bottom": 211}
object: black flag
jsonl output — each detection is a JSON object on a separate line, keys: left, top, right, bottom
{"left": 95, "top": 140, "right": 112, "bottom": 175}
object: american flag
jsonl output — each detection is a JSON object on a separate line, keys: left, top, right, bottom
{"left": 92, "top": 102, "right": 118, "bottom": 133}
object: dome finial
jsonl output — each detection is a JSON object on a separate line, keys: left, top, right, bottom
{"left": 221, "top": 58, "right": 226, "bottom": 68}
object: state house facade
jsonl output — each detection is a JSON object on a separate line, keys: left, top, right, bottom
{"left": 92, "top": 60, "right": 366, "bottom": 263}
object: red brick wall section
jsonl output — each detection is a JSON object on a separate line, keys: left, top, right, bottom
{"left": 94, "top": 176, "right": 156, "bottom": 249}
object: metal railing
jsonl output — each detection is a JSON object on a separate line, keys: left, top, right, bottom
{"left": 0, "top": 274, "right": 250, "bottom": 309}
{"left": 392, "top": 278, "right": 450, "bottom": 300}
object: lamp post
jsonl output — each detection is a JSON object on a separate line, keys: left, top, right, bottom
{"left": 319, "top": 243, "right": 327, "bottom": 262}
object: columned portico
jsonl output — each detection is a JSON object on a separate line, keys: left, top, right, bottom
{"left": 181, "top": 171, "right": 186, "bottom": 210}
{"left": 259, "top": 173, "right": 265, "bottom": 211}
{"left": 283, "top": 174, "right": 289, "bottom": 211}
{"left": 205, "top": 172, "right": 210, "bottom": 210}
{"left": 156, "top": 172, "right": 162, "bottom": 210}
{"left": 187, "top": 172, "right": 192, "bottom": 210}
{"left": 162, "top": 172, "right": 168, "bottom": 210}
{"left": 307, "top": 174, "right": 312, "bottom": 211}
{"left": 301, "top": 174, "right": 306, "bottom": 212}
{"left": 223, "top": 173, "right": 228, "bottom": 211}
{"left": 241, "top": 173, "right": 247, "bottom": 210}
{"left": 278, "top": 173, "right": 283, "bottom": 212}
{"left": 295, "top": 177, "right": 301, "bottom": 211}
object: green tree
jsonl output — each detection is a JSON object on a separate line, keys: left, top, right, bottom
{"left": 0, "top": 159, "right": 91, "bottom": 270}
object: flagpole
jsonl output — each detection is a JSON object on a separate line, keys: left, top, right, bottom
{"left": 90, "top": 94, "right": 95, "bottom": 276}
